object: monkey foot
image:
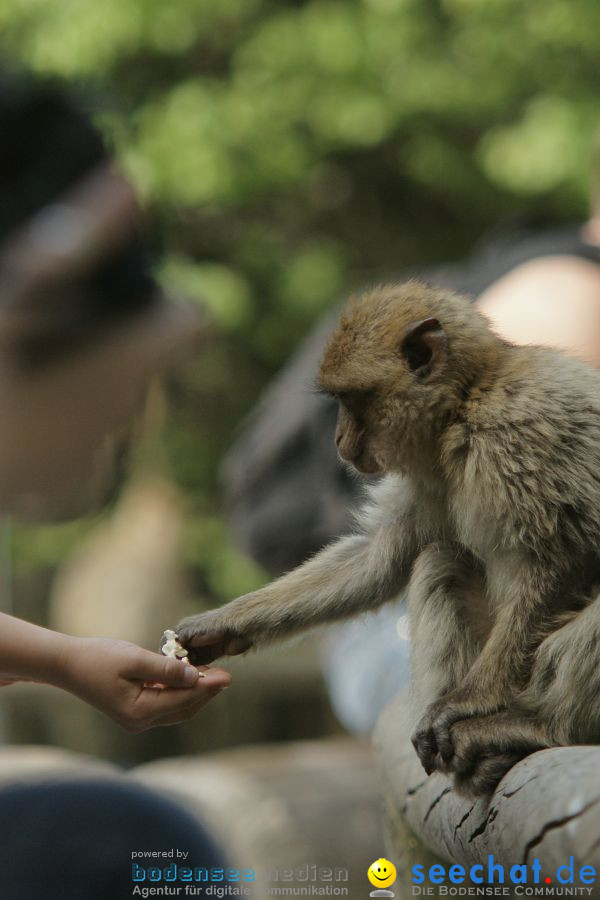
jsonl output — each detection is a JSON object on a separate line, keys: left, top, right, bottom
{"left": 448, "top": 711, "right": 551, "bottom": 793}
{"left": 453, "top": 750, "right": 524, "bottom": 796}
{"left": 412, "top": 705, "right": 551, "bottom": 797}
{"left": 411, "top": 695, "right": 469, "bottom": 775}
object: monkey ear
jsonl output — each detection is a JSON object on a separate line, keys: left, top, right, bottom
{"left": 400, "top": 317, "right": 447, "bottom": 379}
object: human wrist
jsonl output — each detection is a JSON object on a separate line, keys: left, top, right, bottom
{"left": 0, "top": 613, "right": 82, "bottom": 687}
{"left": 33, "top": 630, "right": 81, "bottom": 690}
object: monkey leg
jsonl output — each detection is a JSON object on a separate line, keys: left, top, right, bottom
{"left": 428, "top": 594, "right": 600, "bottom": 796}
{"left": 409, "top": 543, "right": 490, "bottom": 776}
{"left": 523, "top": 593, "right": 600, "bottom": 746}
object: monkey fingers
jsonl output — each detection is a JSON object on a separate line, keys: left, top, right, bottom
{"left": 185, "top": 634, "right": 252, "bottom": 666}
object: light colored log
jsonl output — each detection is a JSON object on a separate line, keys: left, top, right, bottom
{"left": 135, "top": 738, "right": 384, "bottom": 900}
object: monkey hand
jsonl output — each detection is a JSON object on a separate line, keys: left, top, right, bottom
{"left": 411, "top": 689, "right": 507, "bottom": 779}
{"left": 168, "top": 600, "right": 258, "bottom": 665}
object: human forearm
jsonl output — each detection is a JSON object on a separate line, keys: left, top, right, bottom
{"left": 0, "top": 612, "right": 76, "bottom": 686}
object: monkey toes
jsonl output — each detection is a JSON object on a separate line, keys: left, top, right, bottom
{"left": 411, "top": 701, "right": 449, "bottom": 776}
{"left": 411, "top": 697, "right": 467, "bottom": 775}
{"left": 410, "top": 728, "right": 438, "bottom": 777}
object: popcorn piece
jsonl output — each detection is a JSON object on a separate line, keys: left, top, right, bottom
{"left": 161, "top": 629, "right": 206, "bottom": 677}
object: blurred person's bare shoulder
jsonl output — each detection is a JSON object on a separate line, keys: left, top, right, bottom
{"left": 477, "top": 254, "right": 600, "bottom": 366}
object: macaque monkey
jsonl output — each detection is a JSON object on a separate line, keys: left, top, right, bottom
{"left": 172, "top": 280, "right": 600, "bottom": 795}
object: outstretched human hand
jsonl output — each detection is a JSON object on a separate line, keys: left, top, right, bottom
{"left": 60, "top": 637, "right": 231, "bottom": 731}
{"left": 0, "top": 614, "right": 231, "bottom": 730}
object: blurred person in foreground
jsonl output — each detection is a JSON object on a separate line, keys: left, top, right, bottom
{"left": 0, "top": 72, "right": 229, "bottom": 898}
{"left": 0, "top": 73, "right": 231, "bottom": 723}
{"left": 224, "top": 144, "right": 600, "bottom": 736}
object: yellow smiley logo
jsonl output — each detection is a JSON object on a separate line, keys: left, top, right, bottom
{"left": 368, "top": 858, "right": 397, "bottom": 889}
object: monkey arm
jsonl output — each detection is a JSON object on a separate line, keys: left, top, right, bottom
{"left": 174, "top": 516, "right": 419, "bottom": 664}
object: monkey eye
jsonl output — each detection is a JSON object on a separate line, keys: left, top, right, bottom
{"left": 313, "top": 384, "right": 351, "bottom": 403}
{"left": 314, "top": 384, "right": 375, "bottom": 408}
{"left": 337, "top": 389, "right": 375, "bottom": 410}
{"left": 336, "top": 391, "right": 361, "bottom": 408}
{"left": 313, "top": 383, "right": 337, "bottom": 399}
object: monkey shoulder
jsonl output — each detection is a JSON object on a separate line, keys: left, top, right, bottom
{"left": 446, "top": 347, "right": 600, "bottom": 469}
{"left": 443, "top": 348, "right": 600, "bottom": 553}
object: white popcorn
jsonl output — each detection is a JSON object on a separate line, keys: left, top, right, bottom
{"left": 161, "top": 629, "right": 206, "bottom": 677}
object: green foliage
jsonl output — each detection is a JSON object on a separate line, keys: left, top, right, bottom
{"left": 183, "top": 515, "right": 267, "bottom": 598}
{"left": 2, "top": 0, "right": 598, "bottom": 596}
{"left": 12, "top": 519, "right": 97, "bottom": 577}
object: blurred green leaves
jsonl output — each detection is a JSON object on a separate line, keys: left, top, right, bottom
{"left": 161, "top": 257, "right": 252, "bottom": 331}
{"left": 4, "top": 0, "right": 596, "bottom": 229}
{"left": 478, "top": 96, "right": 597, "bottom": 198}
{"left": 183, "top": 514, "right": 266, "bottom": 599}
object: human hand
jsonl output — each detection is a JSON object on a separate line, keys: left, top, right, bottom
{"left": 57, "top": 637, "right": 231, "bottom": 731}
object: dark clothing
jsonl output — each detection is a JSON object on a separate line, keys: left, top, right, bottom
{"left": 0, "top": 778, "right": 225, "bottom": 899}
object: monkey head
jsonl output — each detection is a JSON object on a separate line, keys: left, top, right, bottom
{"left": 318, "top": 280, "right": 499, "bottom": 475}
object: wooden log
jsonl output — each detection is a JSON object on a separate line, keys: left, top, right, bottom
{"left": 374, "top": 692, "right": 600, "bottom": 899}
{"left": 135, "top": 738, "right": 384, "bottom": 900}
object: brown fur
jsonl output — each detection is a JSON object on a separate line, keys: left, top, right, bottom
{"left": 172, "top": 280, "right": 600, "bottom": 796}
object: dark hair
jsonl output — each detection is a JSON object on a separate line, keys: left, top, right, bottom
{"left": 0, "top": 71, "right": 156, "bottom": 329}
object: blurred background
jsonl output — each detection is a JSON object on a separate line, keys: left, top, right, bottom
{"left": 0, "top": 1, "right": 598, "bottom": 867}
{"left": 2, "top": 0, "right": 599, "bottom": 743}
